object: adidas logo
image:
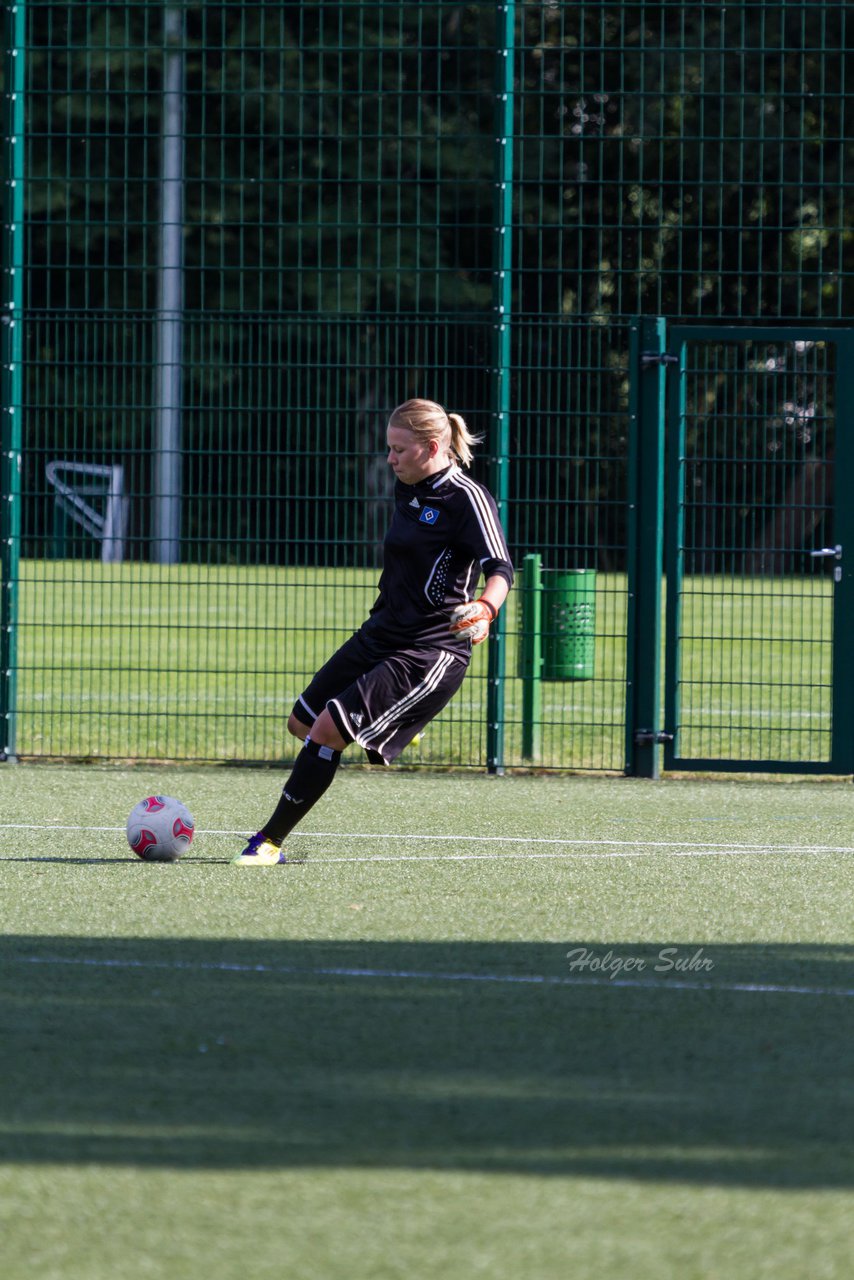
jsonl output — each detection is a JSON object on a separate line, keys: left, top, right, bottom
{"left": 350, "top": 712, "right": 364, "bottom": 728}
{"left": 409, "top": 496, "right": 421, "bottom": 508}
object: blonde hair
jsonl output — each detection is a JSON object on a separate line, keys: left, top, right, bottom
{"left": 388, "top": 398, "right": 482, "bottom": 470}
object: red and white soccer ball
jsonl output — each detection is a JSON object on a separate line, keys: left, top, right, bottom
{"left": 126, "top": 795, "right": 195, "bottom": 862}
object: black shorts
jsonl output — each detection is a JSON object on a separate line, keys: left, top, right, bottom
{"left": 292, "top": 629, "right": 469, "bottom": 765}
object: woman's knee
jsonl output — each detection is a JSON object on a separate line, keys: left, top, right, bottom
{"left": 308, "top": 708, "right": 348, "bottom": 753}
{"left": 287, "top": 712, "right": 309, "bottom": 740}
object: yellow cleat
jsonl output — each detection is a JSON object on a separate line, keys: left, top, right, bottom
{"left": 231, "top": 832, "right": 287, "bottom": 865}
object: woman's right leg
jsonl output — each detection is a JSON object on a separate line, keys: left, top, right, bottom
{"left": 233, "top": 638, "right": 369, "bottom": 864}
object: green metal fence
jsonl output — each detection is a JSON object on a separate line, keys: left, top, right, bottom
{"left": 663, "top": 325, "right": 854, "bottom": 775}
{"left": 3, "top": 2, "right": 854, "bottom": 771}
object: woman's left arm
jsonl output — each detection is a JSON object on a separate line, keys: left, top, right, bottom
{"left": 478, "top": 574, "right": 511, "bottom": 619}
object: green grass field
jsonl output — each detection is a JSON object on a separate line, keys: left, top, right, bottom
{"left": 9, "top": 560, "right": 838, "bottom": 771}
{"left": 1, "top": 763, "right": 852, "bottom": 1279}
{"left": 12, "top": 561, "right": 632, "bottom": 769}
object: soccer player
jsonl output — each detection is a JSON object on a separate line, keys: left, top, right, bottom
{"left": 232, "top": 397, "right": 514, "bottom": 864}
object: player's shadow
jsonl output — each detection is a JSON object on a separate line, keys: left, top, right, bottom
{"left": 1, "top": 935, "right": 851, "bottom": 1187}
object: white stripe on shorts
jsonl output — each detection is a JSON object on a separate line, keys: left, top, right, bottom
{"left": 359, "top": 650, "right": 457, "bottom": 753}
{"left": 298, "top": 693, "right": 320, "bottom": 720}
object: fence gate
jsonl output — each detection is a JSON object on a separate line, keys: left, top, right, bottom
{"left": 660, "top": 326, "right": 854, "bottom": 774}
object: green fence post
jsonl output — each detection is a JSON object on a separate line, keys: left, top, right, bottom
{"left": 486, "top": 0, "right": 515, "bottom": 775}
{"left": 519, "top": 553, "right": 543, "bottom": 758}
{"left": 0, "top": 0, "right": 25, "bottom": 762}
{"left": 625, "top": 317, "right": 668, "bottom": 778}
{"left": 827, "top": 332, "right": 854, "bottom": 774}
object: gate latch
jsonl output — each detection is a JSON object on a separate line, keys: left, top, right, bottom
{"left": 634, "top": 729, "right": 675, "bottom": 745}
{"left": 641, "top": 352, "right": 679, "bottom": 369}
{"left": 809, "top": 544, "right": 843, "bottom": 581}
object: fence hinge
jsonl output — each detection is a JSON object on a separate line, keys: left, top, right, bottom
{"left": 633, "top": 729, "right": 675, "bottom": 745}
{"left": 640, "top": 352, "right": 679, "bottom": 369}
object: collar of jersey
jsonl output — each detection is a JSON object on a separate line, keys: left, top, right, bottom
{"left": 416, "top": 462, "right": 458, "bottom": 492}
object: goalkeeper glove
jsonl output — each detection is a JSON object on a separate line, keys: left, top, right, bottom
{"left": 448, "top": 598, "right": 497, "bottom": 645}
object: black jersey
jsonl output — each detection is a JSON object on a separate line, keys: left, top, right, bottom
{"left": 361, "top": 463, "right": 514, "bottom": 654}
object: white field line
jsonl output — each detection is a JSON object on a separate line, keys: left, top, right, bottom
{"left": 11, "top": 952, "right": 854, "bottom": 999}
{"left": 1, "top": 823, "right": 852, "bottom": 858}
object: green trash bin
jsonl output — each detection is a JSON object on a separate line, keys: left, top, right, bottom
{"left": 542, "top": 569, "right": 596, "bottom": 681}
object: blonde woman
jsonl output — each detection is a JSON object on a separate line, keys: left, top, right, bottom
{"left": 233, "top": 398, "right": 514, "bottom": 863}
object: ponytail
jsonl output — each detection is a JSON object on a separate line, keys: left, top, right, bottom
{"left": 447, "top": 412, "right": 482, "bottom": 470}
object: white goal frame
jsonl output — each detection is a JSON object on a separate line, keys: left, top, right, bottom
{"left": 45, "top": 461, "right": 128, "bottom": 563}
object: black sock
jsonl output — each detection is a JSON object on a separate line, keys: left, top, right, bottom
{"left": 262, "top": 736, "right": 341, "bottom": 845}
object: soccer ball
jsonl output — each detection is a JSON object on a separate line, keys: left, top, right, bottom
{"left": 126, "top": 795, "right": 195, "bottom": 862}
